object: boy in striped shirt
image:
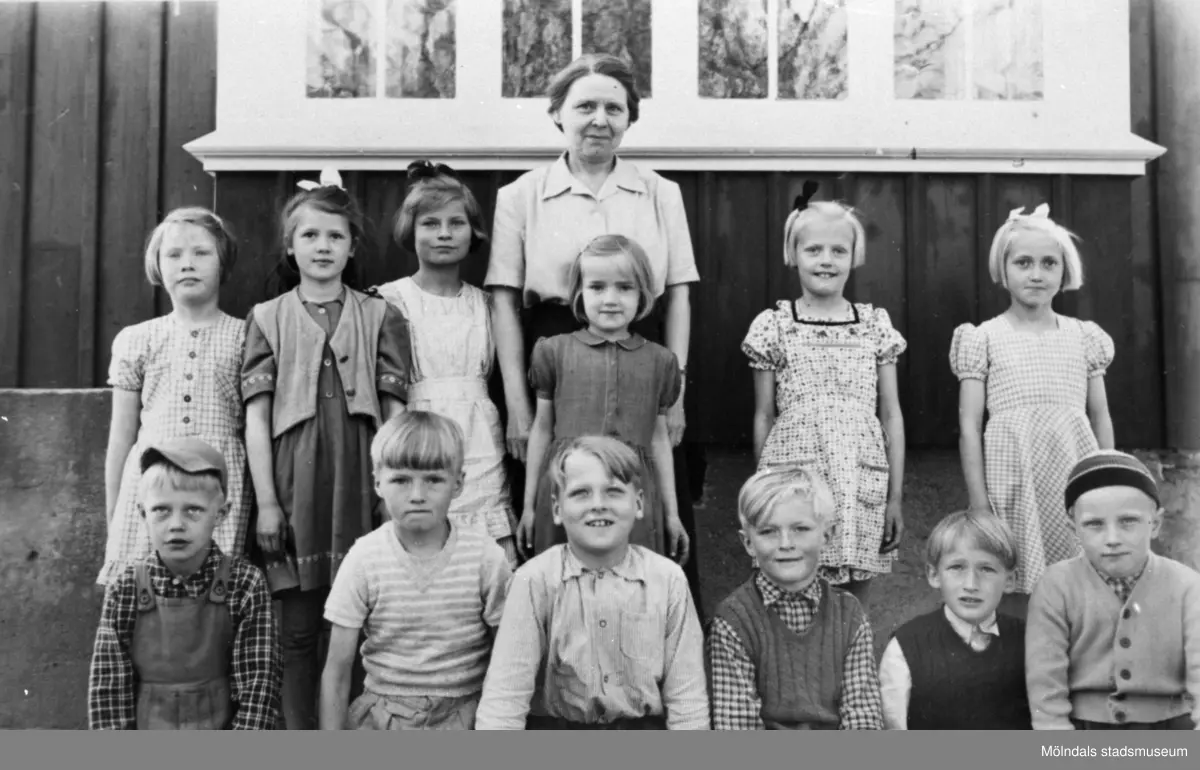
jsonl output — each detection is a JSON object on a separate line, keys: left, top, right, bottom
{"left": 319, "top": 411, "right": 513, "bottom": 730}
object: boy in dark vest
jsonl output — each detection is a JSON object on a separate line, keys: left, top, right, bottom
{"left": 878, "top": 510, "right": 1030, "bottom": 729}
{"left": 1027, "top": 451, "right": 1200, "bottom": 730}
{"left": 88, "top": 438, "right": 281, "bottom": 729}
{"left": 707, "top": 466, "right": 883, "bottom": 730}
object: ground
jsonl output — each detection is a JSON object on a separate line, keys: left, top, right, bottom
{"left": 693, "top": 447, "right": 970, "bottom": 658}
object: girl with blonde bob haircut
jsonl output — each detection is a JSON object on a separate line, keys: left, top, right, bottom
{"left": 143, "top": 207, "right": 238, "bottom": 286}
{"left": 99, "top": 206, "right": 250, "bottom": 589}
{"left": 782, "top": 200, "right": 867, "bottom": 269}
{"left": 566, "top": 234, "right": 658, "bottom": 324}
{"left": 950, "top": 203, "right": 1114, "bottom": 618}
{"left": 986, "top": 208, "right": 1085, "bottom": 291}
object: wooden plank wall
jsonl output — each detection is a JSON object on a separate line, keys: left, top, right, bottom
{"left": 0, "top": 0, "right": 1165, "bottom": 451}
{"left": 0, "top": 1, "right": 217, "bottom": 388}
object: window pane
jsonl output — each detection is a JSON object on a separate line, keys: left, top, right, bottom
{"left": 583, "top": 0, "right": 652, "bottom": 97}
{"left": 386, "top": 0, "right": 456, "bottom": 98}
{"left": 307, "top": 0, "right": 377, "bottom": 98}
{"left": 502, "top": 0, "right": 573, "bottom": 98}
{"left": 973, "top": 0, "right": 1043, "bottom": 100}
{"left": 778, "top": 0, "right": 848, "bottom": 100}
{"left": 699, "top": 0, "right": 768, "bottom": 99}
{"left": 894, "top": 0, "right": 965, "bottom": 99}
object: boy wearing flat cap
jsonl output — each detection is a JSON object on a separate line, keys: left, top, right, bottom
{"left": 1026, "top": 450, "right": 1200, "bottom": 730}
{"left": 88, "top": 438, "right": 282, "bottom": 730}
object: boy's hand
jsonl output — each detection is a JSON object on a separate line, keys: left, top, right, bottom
{"left": 256, "top": 502, "right": 286, "bottom": 556}
{"left": 666, "top": 515, "right": 690, "bottom": 567}
{"left": 515, "top": 509, "right": 536, "bottom": 559}
{"left": 880, "top": 501, "right": 904, "bottom": 554}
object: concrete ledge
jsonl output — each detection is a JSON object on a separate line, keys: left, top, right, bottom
{"left": 0, "top": 389, "right": 109, "bottom": 729}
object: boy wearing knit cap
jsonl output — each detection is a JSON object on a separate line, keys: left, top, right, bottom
{"left": 1026, "top": 450, "right": 1200, "bottom": 730}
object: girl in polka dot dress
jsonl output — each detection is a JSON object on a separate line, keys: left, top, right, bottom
{"left": 741, "top": 190, "right": 907, "bottom": 611}
{"left": 951, "top": 204, "right": 1114, "bottom": 618}
{"left": 97, "top": 208, "right": 250, "bottom": 586}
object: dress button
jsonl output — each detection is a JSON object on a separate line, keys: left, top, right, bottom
{"left": 599, "top": 619, "right": 607, "bottom": 629}
{"left": 1120, "top": 669, "right": 1131, "bottom": 680}
{"left": 323, "top": 358, "right": 332, "bottom": 367}
{"left": 324, "top": 391, "right": 333, "bottom": 398}
{"left": 339, "top": 355, "right": 348, "bottom": 363}
{"left": 346, "top": 388, "right": 356, "bottom": 397}
{"left": 189, "top": 351, "right": 197, "bottom": 359}
{"left": 603, "top": 675, "right": 609, "bottom": 684}
{"left": 190, "top": 330, "right": 199, "bottom": 338}
{"left": 1122, "top": 608, "right": 1132, "bottom": 619}
{"left": 318, "top": 307, "right": 326, "bottom": 314}
{"left": 182, "top": 416, "right": 190, "bottom": 424}
{"left": 185, "top": 373, "right": 193, "bottom": 380}
{"left": 1112, "top": 693, "right": 1126, "bottom": 701}
{"left": 1114, "top": 711, "right": 1126, "bottom": 722}
{"left": 1119, "top": 637, "right": 1131, "bottom": 648}
{"left": 183, "top": 395, "right": 191, "bottom": 403}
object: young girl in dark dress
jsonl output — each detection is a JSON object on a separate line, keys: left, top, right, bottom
{"left": 241, "top": 168, "right": 411, "bottom": 729}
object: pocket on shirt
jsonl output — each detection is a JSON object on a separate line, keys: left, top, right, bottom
{"left": 856, "top": 459, "right": 890, "bottom": 508}
{"left": 618, "top": 611, "right": 664, "bottom": 669}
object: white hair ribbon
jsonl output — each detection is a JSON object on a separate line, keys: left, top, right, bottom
{"left": 297, "top": 167, "right": 344, "bottom": 192}
{"left": 1007, "top": 203, "right": 1050, "bottom": 222}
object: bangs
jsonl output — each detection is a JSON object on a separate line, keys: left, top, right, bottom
{"left": 371, "top": 411, "right": 465, "bottom": 474}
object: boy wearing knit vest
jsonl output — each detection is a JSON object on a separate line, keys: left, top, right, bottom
{"left": 1026, "top": 450, "right": 1200, "bottom": 730}
{"left": 319, "top": 411, "right": 513, "bottom": 730}
{"left": 707, "top": 466, "right": 883, "bottom": 730}
{"left": 879, "top": 511, "right": 1031, "bottom": 729}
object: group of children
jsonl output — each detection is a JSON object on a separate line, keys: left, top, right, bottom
{"left": 86, "top": 162, "right": 1198, "bottom": 730}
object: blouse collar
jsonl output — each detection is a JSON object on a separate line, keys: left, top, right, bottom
{"left": 543, "top": 153, "right": 647, "bottom": 201}
{"left": 572, "top": 327, "right": 647, "bottom": 351}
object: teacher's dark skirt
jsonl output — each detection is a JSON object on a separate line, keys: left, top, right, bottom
{"left": 490, "top": 301, "right": 707, "bottom": 622}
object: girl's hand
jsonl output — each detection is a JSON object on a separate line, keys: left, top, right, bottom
{"left": 506, "top": 402, "right": 533, "bottom": 463}
{"left": 666, "top": 398, "right": 686, "bottom": 447}
{"left": 880, "top": 501, "right": 904, "bottom": 554}
{"left": 515, "top": 509, "right": 536, "bottom": 559}
{"left": 666, "top": 515, "right": 690, "bottom": 567}
{"left": 256, "top": 502, "right": 286, "bottom": 556}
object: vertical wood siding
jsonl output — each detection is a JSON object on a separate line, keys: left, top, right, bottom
{"left": 0, "top": 1, "right": 1165, "bottom": 450}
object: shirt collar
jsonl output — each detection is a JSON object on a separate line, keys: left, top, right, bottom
{"left": 151, "top": 544, "right": 224, "bottom": 584}
{"left": 542, "top": 153, "right": 647, "bottom": 201}
{"left": 942, "top": 604, "right": 1000, "bottom": 642}
{"left": 754, "top": 570, "right": 823, "bottom": 609}
{"left": 561, "top": 543, "right": 644, "bottom": 583}
{"left": 572, "top": 327, "right": 647, "bottom": 351}
{"left": 1087, "top": 555, "right": 1149, "bottom": 594}
{"left": 296, "top": 286, "right": 346, "bottom": 306}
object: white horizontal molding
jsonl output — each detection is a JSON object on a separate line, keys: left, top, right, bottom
{"left": 185, "top": 133, "right": 1165, "bottom": 176}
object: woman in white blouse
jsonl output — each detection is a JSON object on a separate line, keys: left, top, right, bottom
{"left": 485, "top": 53, "right": 705, "bottom": 613}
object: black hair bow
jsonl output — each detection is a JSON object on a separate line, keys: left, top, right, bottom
{"left": 407, "top": 159, "right": 460, "bottom": 181}
{"left": 792, "top": 180, "right": 820, "bottom": 211}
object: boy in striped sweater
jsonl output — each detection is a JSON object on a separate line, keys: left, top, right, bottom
{"left": 319, "top": 411, "right": 514, "bottom": 730}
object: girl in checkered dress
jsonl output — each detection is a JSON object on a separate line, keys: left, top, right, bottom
{"left": 741, "top": 191, "right": 907, "bottom": 611}
{"left": 97, "top": 208, "right": 251, "bottom": 586}
{"left": 951, "top": 205, "right": 1115, "bottom": 617}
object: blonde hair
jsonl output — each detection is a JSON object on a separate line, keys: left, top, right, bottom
{"left": 924, "top": 510, "right": 1018, "bottom": 572}
{"left": 567, "top": 234, "right": 657, "bottom": 324}
{"left": 987, "top": 207, "right": 1084, "bottom": 291}
{"left": 783, "top": 200, "right": 867, "bottom": 269}
{"left": 371, "top": 411, "right": 465, "bottom": 476}
{"left": 548, "top": 435, "right": 644, "bottom": 499}
{"left": 137, "top": 462, "right": 225, "bottom": 508}
{"left": 737, "top": 465, "right": 836, "bottom": 531}
{"left": 143, "top": 207, "right": 238, "bottom": 287}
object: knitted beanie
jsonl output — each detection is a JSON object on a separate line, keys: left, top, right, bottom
{"left": 1064, "top": 450, "right": 1160, "bottom": 510}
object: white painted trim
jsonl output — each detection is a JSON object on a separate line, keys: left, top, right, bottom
{"left": 188, "top": 0, "right": 1166, "bottom": 177}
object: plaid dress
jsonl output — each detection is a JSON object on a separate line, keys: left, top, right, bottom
{"left": 97, "top": 314, "right": 250, "bottom": 586}
{"left": 950, "top": 315, "right": 1114, "bottom": 594}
